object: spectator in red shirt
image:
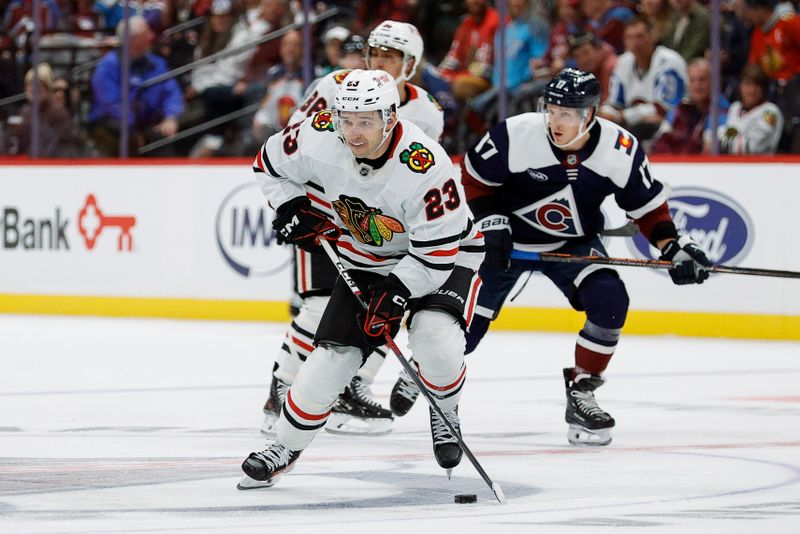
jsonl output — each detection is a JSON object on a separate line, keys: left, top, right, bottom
{"left": 745, "top": 0, "right": 800, "bottom": 82}
{"left": 438, "top": 0, "right": 500, "bottom": 100}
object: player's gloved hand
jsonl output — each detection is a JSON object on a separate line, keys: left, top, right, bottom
{"left": 363, "top": 274, "right": 410, "bottom": 346}
{"left": 272, "top": 196, "right": 340, "bottom": 252}
{"left": 659, "top": 235, "right": 713, "bottom": 285}
{"left": 476, "top": 214, "right": 512, "bottom": 272}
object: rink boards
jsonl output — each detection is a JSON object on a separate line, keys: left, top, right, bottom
{"left": 0, "top": 157, "right": 798, "bottom": 339}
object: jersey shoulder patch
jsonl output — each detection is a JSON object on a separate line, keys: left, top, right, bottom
{"left": 311, "top": 109, "right": 335, "bottom": 132}
{"left": 332, "top": 69, "right": 352, "bottom": 84}
{"left": 399, "top": 141, "right": 436, "bottom": 173}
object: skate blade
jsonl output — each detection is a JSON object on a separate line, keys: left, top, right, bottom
{"left": 259, "top": 413, "right": 279, "bottom": 436}
{"left": 566, "top": 424, "right": 612, "bottom": 446}
{"left": 445, "top": 468, "right": 453, "bottom": 480}
{"left": 236, "top": 473, "right": 279, "bottom": 490}
{"left": 324, "top": 413, "right": 393, "bottom": 436}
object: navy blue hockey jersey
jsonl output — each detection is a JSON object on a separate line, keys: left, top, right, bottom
{"left": 463, "top": 113, "right": 669, "bottom": 252}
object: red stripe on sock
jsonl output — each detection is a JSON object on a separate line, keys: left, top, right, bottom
{"left": 419, "top": 365, "right": 466, "bottom": 392}
{"left": 286, "top": 389, "right": 330, "bottom": 421}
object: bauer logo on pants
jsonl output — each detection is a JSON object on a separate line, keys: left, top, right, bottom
{"left": 628, "top": 187, "right": 754, "bottom": 265}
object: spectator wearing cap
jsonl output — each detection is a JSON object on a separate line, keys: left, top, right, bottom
{"left": 317, "top": 25, "right": 351, "bottom": 77}
{"left": 439, "top": 0, "right": 500, "bottom": 100}
{"left": 651, "top": 57, "right": 729, "bottom": 154}
{"left": 717, "top": 64, "right": 783, "bottom": 154}
{"left": 661, "top": 0, "right": 710, "bottom": 63}
{"left": 580, "top": 0, "right": 635, "bottom": 54}
{"left": 89, "top": 16, "right": 185, "bottom": 157}
{"left": 567, "top": 32, "right": 617, "bottom": 101}
{"left": 3, "top": 63, "right": 86, "bottom": 157}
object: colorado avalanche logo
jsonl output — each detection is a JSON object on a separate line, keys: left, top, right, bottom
{"left": 628, "top": 187, "right": 753, "bottom": 265}
{"left": 513, "top": 185, "right": 584, "bottom": 237}
{"left": 333, "top": 69, "right": 352, "bottom": 84}
{"left": 311, "top": 110, "right": 334, "bottom": 132}
{"left": 332, "top": 195, "right": 406, "bottom": 246}
{"left": 400, "top": 142, "right": 435, "bottom": 173}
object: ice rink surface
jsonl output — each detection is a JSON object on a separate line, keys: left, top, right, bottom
{"left": 1, "top": 314, "right": 799, "bottom": 534}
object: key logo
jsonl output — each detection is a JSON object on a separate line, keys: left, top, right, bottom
{"left": 628, "top": 187, "right": 754, "bottom": 264}
{"left": 77, "top": 194, "right": 136, "bottom": 251}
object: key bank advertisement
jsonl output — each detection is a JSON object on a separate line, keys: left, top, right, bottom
{"left": 0, "top": 160, "right": 798, "bottom": 338}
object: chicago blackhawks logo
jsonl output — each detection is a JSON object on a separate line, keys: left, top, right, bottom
{"left": 311, "top": 110, "right": 334, "bottom": 132}
{"left": 333, "top": 69, "right": 352, "bottom": 84}
{"left": 399, "top": 142, "right": 435, "bottom": 173}
{"left": 332, "top": 195, "right": 405, "bottom": 246}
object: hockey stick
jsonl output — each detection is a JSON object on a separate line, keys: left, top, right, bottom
{"left": 509, "top": 250, "right": 800, "bottom": 279}
{"left": 319, "top": 239, "right": 507, "bottom": 504}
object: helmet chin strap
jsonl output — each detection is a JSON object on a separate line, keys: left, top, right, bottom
{"left": 365, "top": 113, "right": 397, "bottom": 159}
{"left": 546, "top": 112, "right": 596, "bottom": 149}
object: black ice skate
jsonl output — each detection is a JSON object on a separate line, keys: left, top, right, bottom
{"left": 390, "top": 369, "right": 420, "bottom": 416}
{"left": 325, "top": 376, "right": 393, "bottom": 435}
{"left": 237, "top": 441, "right": 302, "bottom": 490}
{"left": 429, "top": 406, "right": 462, "bottom": 478}
{"left": 260, "top": 375, "right": 289, "bottom": 435}
{"left": 563, "top": 367, "right": 615, "bottom": 446}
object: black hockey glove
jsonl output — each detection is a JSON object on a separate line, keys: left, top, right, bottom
{"left": 476, "top": 214, "right": 512, "bottom": 272}
{"left": 272, "top": 196, "right": 341, "bottom": 253}
{"left": 363, "top": 274, "right": 411, "bottom": 347}
{"left": 659, "top": 236, "right": 713, "bottom": 285}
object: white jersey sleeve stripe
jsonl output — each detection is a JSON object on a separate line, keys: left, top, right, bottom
{"left": 464, "top": 152, "right": 502, "bottom": 186}
{"left": 626, "top": 190, "right": 668, "bottom": 220}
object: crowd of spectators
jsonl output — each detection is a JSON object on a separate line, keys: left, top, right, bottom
{"left": 1, "top": 0, "right": 799, "bottom": 157}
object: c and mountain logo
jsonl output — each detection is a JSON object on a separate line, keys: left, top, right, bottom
{"left": 332, "top": 195, "right": 405, "bottom": 246}
{"left": 400, "top": 142, "right": 435, "bottom": 173}
{"left": 215, "top": 182, "right": 291, "bottom": 277}
{"left": 312, "top": 110, "right": 334, "bottom": 132}
{"left": 628, "top": 187, "right": 754, "bottom": 265}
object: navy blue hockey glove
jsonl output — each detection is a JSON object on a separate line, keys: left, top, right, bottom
{"left": 476, "top": 214, "right": 512, "bottom": 272}
{"left": 363, "top": 274, "right": 410, "bottom": 346}
{"left": 272, "top": 197, "right": 340, "bottom": 253}
{"left": 659, "top": 236, "right": 713, "bottom": 285}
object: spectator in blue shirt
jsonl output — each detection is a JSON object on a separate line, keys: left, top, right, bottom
{"left": 89, "top": 15, "right": 185, "bottom": 156}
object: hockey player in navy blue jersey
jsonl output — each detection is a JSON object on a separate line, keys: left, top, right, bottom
{"left": 460, "top": 68, "right": 712, "bottom": 446}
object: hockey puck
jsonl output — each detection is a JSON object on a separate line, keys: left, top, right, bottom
{"left": 454, "top": 493, "right": 477, "bottom": 504}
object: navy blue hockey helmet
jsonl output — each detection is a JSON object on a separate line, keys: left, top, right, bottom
{"left": 543, "top": 68, "right": 601, "bottom": 110}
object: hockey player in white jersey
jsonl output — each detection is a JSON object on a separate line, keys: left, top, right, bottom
{"left": 238, "top": 69, "right": 484, "bottom": 489}
{"left": 259, "top": 20, "right": 446, "bottom": 437}
{"left": 599, "top": 16, "right": 688, "bottom": 142}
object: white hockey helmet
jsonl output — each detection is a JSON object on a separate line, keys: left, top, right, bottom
{"left": 367, "top": 20, "right": 424, "bottom": 82}
{"left": 333, "top": 69, "right": 400, "bottom": 146}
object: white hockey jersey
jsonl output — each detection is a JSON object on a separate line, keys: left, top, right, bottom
{"left": 253, "top": 112, "right": 483, "bottom": 297}
{"left": 289, "top": 69, "right": 444, "bottom": 141}
{"left": 718, "top": 100, "right": 783, "bottom": 155}
{"left": 603, "top": 46, "right": 688, "bottom": 126}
